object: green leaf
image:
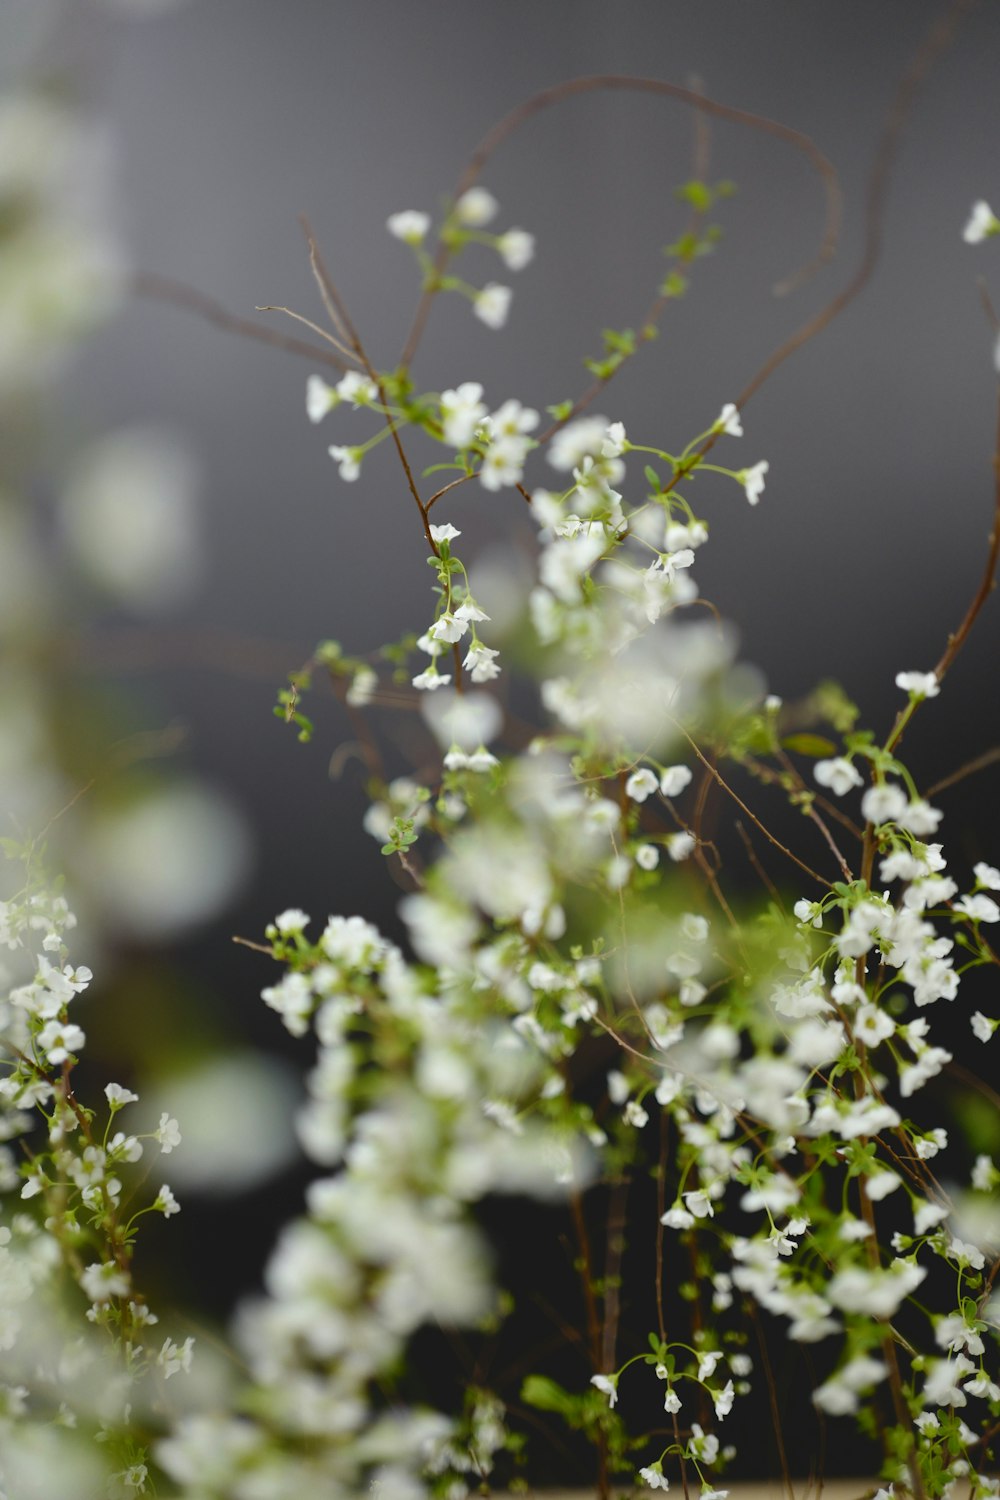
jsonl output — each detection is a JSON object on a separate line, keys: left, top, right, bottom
{"left": 781, "top": 733, "right": 837, "bottom": 758}
{"left": 644, "top": 465, "right": 661, "bottom": 492}
{"left": 520, "top": 1375, "right": 574, "bottom": 1415}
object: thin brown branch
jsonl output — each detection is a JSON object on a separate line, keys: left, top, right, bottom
{"left": 925, "top": 743, "right": 1000, "bottom": 798}
{"left": 399, "top": 73, "right": 842, "bottom": 371}
{"left": 132, "top": 270, "right": 348, "bottom": 371}
{"left": 255, "top": 304, "right": 360, "bottom": 364}
{"left": 298, "top": 216, "right": 438, "bottom": 556}
{"left": 675, "top": 724, "right": 832, "bottom": 889}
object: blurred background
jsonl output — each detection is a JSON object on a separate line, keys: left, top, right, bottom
{"left": 3, "top": 0, "right": 1000, "bottom": 1480}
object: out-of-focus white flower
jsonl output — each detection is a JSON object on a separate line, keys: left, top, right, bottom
{"left": 474, "top": 283, "right": 512, "bottom": 329}
{"left": 498, "top": 228, "right": 535, "bottom": 270}
{"left": 142, "top": 1055, "right": 299, "bottom": 1194}
{"left": 59, "top": 427, "right": 203, "bottom": 611}
{"left": 963, "top": 200, "right": 1000, "bottom": 243}
{"left": 455, "top": 187, "right": 499, "bottom": 226}
{"left": 387, "top": 210, "right": 430, "bottom": 244}
{"left": 895, "top": 670, "right": 939, "bottom": 699}
{"left": 422, "top": 688, "right": 503, "bottom": 751}
{"left": 714, "top": 403, "right": 742, "bottom": 436}
{"left": 79, "top": 780, "right": 251, "bottom": 939}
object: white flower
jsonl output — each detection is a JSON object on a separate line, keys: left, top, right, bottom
{"left": 105, "top": 1082, "right": 140, "bottom": 1108}
{"left": 429, "top": 612, "right": 469, "bottom": 645}
{"left": 861, "top": 782, "right": 908, "bottom": 825}
{"left": 899, "top": 799, "right": 942, "bottom": 837}
{"left": 156, "top": 1113, "right": 182, "bottom": 1153}
{"left": 913, "top": 1199, "right": 950, "bottom": 1234}
{"left": 335, "top": 370, "right": 377, "bottom": 408}
{"left": 866, "top": 1170, "right": 901, "bottom": 1201}
{"left": 80, "top": 1260, "right": 131, "bottom": 1303}
{"left": 273, "top": 908, "right": 309, "bottom": 934}
{"left": 663, "top": 1387, "right": 682, "bottom": 1413}
{"left": 155, "top": 1183, "right": 181, "bottom": 1217}
{"left": 698, "top": 1351, "right": 723, "bottom": 1381}
{"left": 547, "top": 416, "right": 613, "bottom": 472}
{"left": 636, "top": 844, "right": 660, "bottom": 871}
{"left": 429, "top": 522, "right": 461, "bottom": 544}
{"left": 974, "top": 861, "right": 1000, "bottom": 890}
{"left": 440, "top": 383, "right": 488, "bottom": 449}
{"left": 713, "top": 1380, "right": 735, "bottom": 1419}
{"left": 480, "top": 436, "right": 530, "bottom": 490}
{"left": 474, "top": 283, "right": 512, "bottom": 329}
{"left": 590, "top": 1373, "right": 618, "bottom": 1407}
{"left": 625, "top": 768, "right": 659, "bottom": 803}
{"left": 684, "top": 1189, "right": 713, "bottom": 1219}
{"left": 464, "top": 643, "right": 501, "bottom": 683}
{"left": 306, "top": 373, "right": 335, "bottom": 423}
{"left": 37, "top": 1019, "right": 85, "bottom": 1064}
{"left": 972, "top": 1153, "right": 997, "bottom": 1191}
{"left": 714, "top": 403, "right": 742, "bottom": 436}
{"left": 412, "top": 667, "right": 452, "bottom": 691}
{"left": 814, "top": 757, "right": 863, "bottom": 796}
{"left": 158, "top": 1335, "right": 195, "bottom": 1378}
{"left": 640, "top": 1465, "right": 670, "bottom": 1491}
{"left": 963, "top": 200, "right": 1000, "bottom": 244}
{"left": 971, "top": 1011, "right": 995, "bottom": 1042}
{"left": 328, "top": 444, "right": 361, "bottom": 481}
{"left": 740, "top": 460, "right": 769, "bottom": 505}
{"left": 661, "top": 1204, "right": 695, "bottom": 1229}
{"left": 827, "top": 1260, "right": 926, "bottom": 1317}
{"left": 660, "top": 765, "right": 693, "bottom": 798}
{"left": 498, "top": 228, "right": 535, "bottom": 270}
{"left": 667, "top": 832, "right": 696, "bottom": 862}
{"left": 895, "top": 670, "right": 939, "bottom": 699}
{"left": 955, "top": 893, "right": 1000, "bottom": 923}
{"left": 489, "top": 397, "right": 538, "bottom": 441}
{"left": 387, "top": 209, "right": 430, "bottom": 244}
{"left": 455, "top": 186, "right": 499, "bottom": 226}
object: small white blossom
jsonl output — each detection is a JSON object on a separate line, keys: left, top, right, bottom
{"left": 626, "top": 768, "right": 659, "bottom": 803}
{"left": 335, "top": 370, "right": 377, "bottom": 408}
{"left": 955, "top": 893, "right": 1000, "bottom": 923}
{"left": 429, "top": 523, "right": 461, "bottom": 544}
{"left": 861, "top": 782, "right": 908, "bottom": 825}
{"left": 713, "top": 1380, "right": 735, "bottom": 1419}
{"left": 667, "top": 832, "right": 696, "bottom": 862}
{"left": 740, "top": 460, "right": 769, "bottom": 505}
{"left": 474, "top": 283, "right": 512, "bottom": 329}
{"left": 895, "top": 670, "right": 939, "bottom": 699}
{"left": 814, "top": 757, "right": 863, "bottom": 796}
{"left": 273, "top": 908, "right": 310, "bottom": 934}
{"left": 640, "top": 1464, "right": 670, "bottom": 1491}
{"left": 158, "top": 1335, "right": 195, "bottom": 1378}
{"left": 156, "top": 1113, "right": 182, "bottom": 1153}
{"left": 636, "top": 844, "right": 660, "bottom": 871}
{"left": 971, "top": 1011, "right": 996, "bottom": 1042}
{"left": 455, "top": 187, "right": 499, "bottom": 226}
{"left": 497, "top": 228, "right": 535, "bottom": 270}
{"left": 328, "top": 444, "right": 361, "bottom": 481}
{"left": 963, "top": 200, "right": 1000, "bottom": 244}
{"left": 387, "top": 209, "right": 431, "bottom": 244}
{"left": 590, "top": 1373, "right": 618, "bottom": 1407}
{"left": 80, "top": 1260, "right": 131, "bottom": 1303}
{"left": 105, "top": 1082, "right": 139, "bottom": 1108}
{"left": 306, "top": 373, "right": 335, "bottom": 423}
{"left": 714, "top": 403, "right": 742, "bottom": 436}
{"left": 440, "top": 384, "right": 487, "bottom": 448}
{"left": 660, "top": 765, "right": 692, "bottom": 798}
{"left": 974, "top": 861, "right": 1000, "bottom": 890}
